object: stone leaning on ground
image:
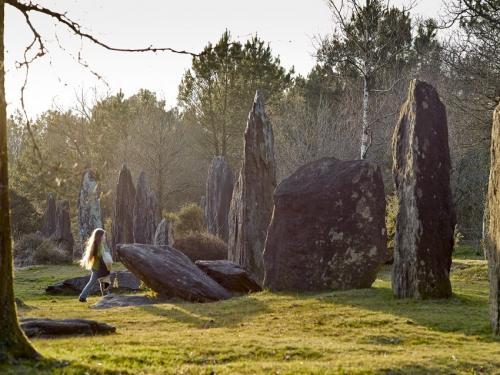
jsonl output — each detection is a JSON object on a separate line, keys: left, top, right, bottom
{"left": 117, "top": 243, "right": 231, "bottom": 302}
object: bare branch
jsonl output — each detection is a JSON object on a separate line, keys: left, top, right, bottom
{"left": 6, "top": 0, "right": 202, "bottom": 57}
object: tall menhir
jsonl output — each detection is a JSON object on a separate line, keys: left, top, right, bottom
{"left": 392, "top": 79, "right": 455, "bottom": 299}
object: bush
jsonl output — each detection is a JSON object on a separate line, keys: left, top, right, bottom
{"left": 385, "top": 193, "right": 398, "bottom": 255}
{"left": 9, "top": 190, "right": 41, "bottom": 239}
{"left": 14, "top": 233, "right": 71, "bottom": 267}
{"left": 172, "top": 203, "right": 204, "bottom": 237}
{"left": 173, "top": 232, "right": 228, "bottom": 261}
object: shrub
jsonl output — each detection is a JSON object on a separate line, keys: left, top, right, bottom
{"left": 385, "top": 193, "right": 398, "bottom": 256}
{"left": 14, "top": 232, "right": 71, "bottom": 267}
{"left": 9, "top": 190, "right": 41, "bottom": 239}
{"left": 173, "top": 203, "right": 204, "bottom": 237}
{"left": 173, "top": 232, "right": 228, "bottom": 261}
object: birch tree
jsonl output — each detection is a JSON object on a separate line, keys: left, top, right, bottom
{"left": 318, "top": 0, "right": 413, "bottom": 159}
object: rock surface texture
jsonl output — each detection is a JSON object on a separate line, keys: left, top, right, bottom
{"left": 228, "top": 92, "right": 276, "bottom": 282}
{"left": 263, "top": 157, "right": 388, "bottom": 291}
{"left": 205, "top": 156, "right": 234, "bottom": 242}
{"left": 487, "top": 103, "right": 500, "bottom": 334}
{"left": 41, "top": 193, "right": 56, "bottom": 237}
{"left": 45, "top": 271, "right": 142, "bottom": 295}
{"left": 92, "top": 295, "right": 163, "bottom": 309}
{"left": 154, "top": 218, "right": 174, "bottom": 246}
{"left": 133, "top": 171, "right": 157, "bottom": 244}
{"left": 111, "top": 164, "right": 136, "bottom": 259}
{"left": 196, "top": 260, "right": 262, "bottom": 294}
{"left": 20, "top": 318, "right": 115, "bottom": 337}
{"left": 117, "top": 244, "right": 231, "bottom": 302}
{"left": 392, "top": 79, "right": 455, "bottom": 299}
{"left": 53, "top": 200, "right": 74, "bottom": 255}
{"left": 77, "top": 170, "right": 103, "bottom": 259}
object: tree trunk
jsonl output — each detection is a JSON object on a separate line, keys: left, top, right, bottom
{"left": 0, "top": 0, "right": 40, "bottom": 362}
{"left": 360, "top": 75, "right": 370, "bottom": 160}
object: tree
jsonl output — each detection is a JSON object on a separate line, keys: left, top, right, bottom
{"left": 318, "top": 0, "right": 413, "bottom": 159}
{"left": 178, "top": 31, "right": 293, "bottom": 164}
{"left": 0, "top": 1, "right": 39, "bottom": 362}
{"left": 0, "top": 0, "right": 199, "bottom": 363}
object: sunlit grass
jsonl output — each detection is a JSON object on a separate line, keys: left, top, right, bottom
{"left": 3, "top": 247, "right": 499, "bottom": 374}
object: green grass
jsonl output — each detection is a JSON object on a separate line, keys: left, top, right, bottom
{"left": 3, "top": 247, "right": 500, "bottom": 374}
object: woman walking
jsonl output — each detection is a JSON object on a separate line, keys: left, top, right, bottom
{"left": 79, "top": 228, "right": 113, "bottom": 302}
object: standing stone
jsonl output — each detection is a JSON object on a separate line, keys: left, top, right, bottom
{"left": 263, "top": 158, "right": 388, "bottom": 291}
{"left": 487, "top": 103, "right": 500, "bottom": 335}
{"left": 41, "top": 193, "right": 56, "bottom": 237}
{"left": 392, "top": 79, "right": 455, "bottom": 299}
{"left": 53, "top": 200, "right": 74, "bottom": 256}
{"left": 200, "top": 195, "right": 207, "bottom": 227}
{"left": 154, "top": 218, "right": 174, "bottom": 246}
{"left": 111, "top": 164, "right": 136, "bottom": 259}
{"left": 76, "top": 170, "right": 103, "bottom": 259}
{"left": 133, "top": 171, "right": 157, "bottom": 244}
{"left": 205, "top": 156, "right": 234, "bottom": 242}
{"left": 228, "top": 91, "right": 276, "bottom": 282}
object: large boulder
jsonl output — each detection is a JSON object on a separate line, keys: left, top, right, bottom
{"left": 20, "top": 318, "right": 115, "bottom": 338}
{"left": 45, "top": 270, "right": 142, "bottom": 295}
{"left": 53, "top": 200, "right": 74, "bottom": 256}
{"left": 154, "top": 218, "right": 174, "bottom": 246}
{"left": 392, "top": 79, "right": 455, "bottom": 299}
{"left": 205, "top": 156, "right": 234, "bottom": 242}
{"left": 111, "top": 164, "right": 136, "bottom": 259}
{"left": 196, "top": 260, "right": 262, "bottom": 294}
{"left": 487, "top": 103, "right": 500, "bottom": 334}
{"left": 41, "top": 193, "right": 56, "bottom": 237}
{"left": 76, "top": 170, "right": 103, "bottom": 259}
{"left": 263, "top": 157, "right": 388, "bottom": 291}
{"left": 228, "top": 91, "right": 276, "bottom": 282}
{"left": 117, "top": 244, "right": 231, "bottom": 302}
{"left": 133, "top": 171, "right": 157, "bottom": 244}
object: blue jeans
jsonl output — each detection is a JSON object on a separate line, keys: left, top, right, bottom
{"left": 79, "top": 271, "right": 99, "bottom": 300}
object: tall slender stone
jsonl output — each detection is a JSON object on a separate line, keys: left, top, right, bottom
{"left": 228, "top": 91, "right": 276, "bottom": 282}
{"left": 76, "top": 170, "right": 103, "bottom": 259}
{"left": 205, "top": 156, "right": 234, "bottom": 242}
{"left": 487, "top": 103, "right": 500, "bottom": 334}
{"left": 392, "top": 79, "right": 455, "bottom": 299}
{"left": 53, "top": 200, "right": 74, "bottom": 256}
{"left": 111, "top": 164, "right": 136, "bottom": 259}
{"left": 133, "top": 171, "right": 157, "bottom": 244}
{"left": 154, "top": 218, "right": 174, "bottom": 246}
{"left": 41, "top": 193, "right": 56, "bottom": 237}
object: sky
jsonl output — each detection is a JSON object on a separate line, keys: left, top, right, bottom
{"left": 5, "top": 0, "right": 445, "bottom": 118}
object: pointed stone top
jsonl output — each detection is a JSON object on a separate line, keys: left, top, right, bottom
{"left": 253, "top": 90, "right": 266, "bottom": 119}
{"left": 137, "top": 171, "right": 147, "bottom": 185}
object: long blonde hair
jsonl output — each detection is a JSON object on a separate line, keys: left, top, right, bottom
{"left": 80, "top": 228, "right": 105, "bottom": 270}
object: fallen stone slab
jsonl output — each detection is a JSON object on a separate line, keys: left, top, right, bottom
{"left": 20, "top": 318, "right": 116, "bottom": 338}
{"left": 45, "top": 270, "right": 142, "bottom": 295}
{"left": 117, "top": 243, "right": 231, "bottom": 302}
{"left": 195, "top": 260, "right": 262, "bottom": 294}
{"left": 92, "top": 294, "right": 164, "bottom": 309}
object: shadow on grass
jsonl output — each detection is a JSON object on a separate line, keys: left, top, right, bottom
{"left": 315, "top": 282, "right": 498, "bottom": 341}
{"left": 0, "top": 357, "right": 128, "bottom": 375}
{"left": 138, "top": 294, "right": 269, "bottom": 328}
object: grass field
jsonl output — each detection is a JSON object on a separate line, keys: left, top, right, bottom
{"left": 3, "top": 245, "right": 500, "bottom": 374}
